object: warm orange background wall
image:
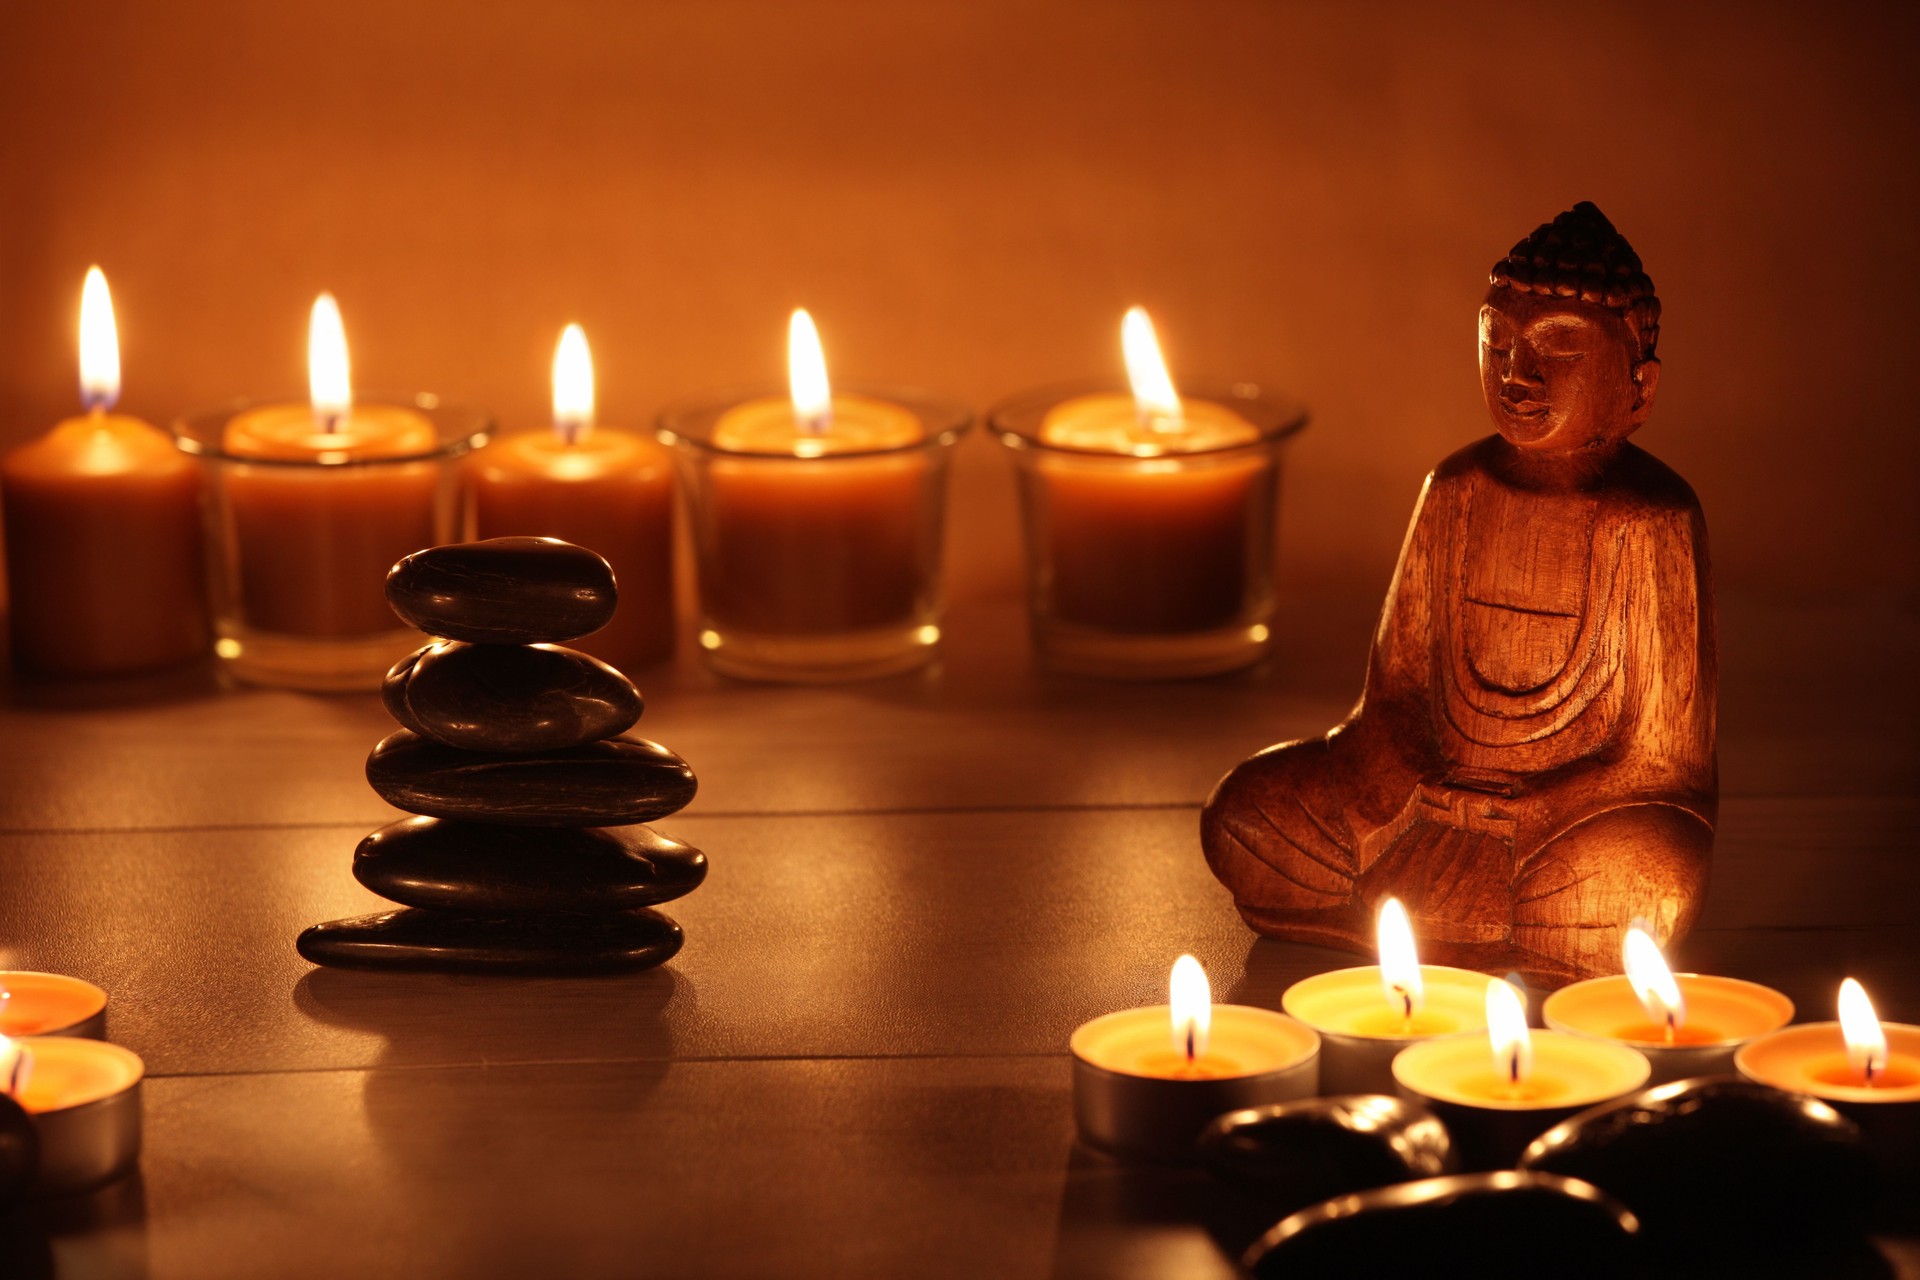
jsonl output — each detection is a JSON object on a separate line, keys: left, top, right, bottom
{"left": 2, "top": 0, "right": 1914, "bottom": 605}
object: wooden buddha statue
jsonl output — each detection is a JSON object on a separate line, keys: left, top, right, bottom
{"left": 1202, "top": 202, "right": 1715, "bottom": 985}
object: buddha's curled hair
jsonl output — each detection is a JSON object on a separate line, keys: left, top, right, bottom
{"left": 1491, "top": 201, "right": 1660, "bottom": 361}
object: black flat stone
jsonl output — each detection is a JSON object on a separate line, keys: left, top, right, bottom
{"left": 1199, "top": 1095, "right": 1454, "bottom": 1220}
{"left": 1245, "top": 1172, "right": 1638, "bottom": 1280}
{"left": 0, "top": 1095, "right": 38, "bottom": 1209}
{"left": 385, "top": 538, "right": 617, "bottom": 645}
{"left": 366, "top": 730, "right": 696, "bottom": 826}
{"left": 395, "top": 641, "right": 642, "bottom": 752}
{"left": 381, "top": 645, "right": 431, "bottom": 735}
{"left": 1520, "top": 1077, "right": 1874, "bottom": 1258}
{"left": 354, "top": 816, "right": 706, "bottom": 913}
{"left": 296, "top": 907, "right": 684, "bottom": 974}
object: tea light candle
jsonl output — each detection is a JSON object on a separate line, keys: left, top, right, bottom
{"left": 1737, "top": 978, "right": 1920, "bottom": 1178}
{"left": 468, "top": 324, "right": 677, "bottom": 672}
{"left": 1, "top": 267, "right": 208, "bottom": 675}
{"left": 1071, "top": 954, "right": 1320, "bottom": 1159}
{"left": 2, "top": 1034, "right": 143, "bottom": 1195}
{"left": 1281, "top": 898, "right": 1490, "bottom": 1094}
{"left": 1543, "top": 920, "right": 1792, "bottom": 1084}
{"left": 220, "top": 293, "right": 442, "bottom": 638}
{"left": 1394, "top": 977, "right": 1649, "bottom": 1169}
{"left": 0, "top": 973, "right": 107, "bottom": 1040}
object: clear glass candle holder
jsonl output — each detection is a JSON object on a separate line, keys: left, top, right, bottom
{"left": 657, "top": 384, "right": 971, "bottom": 683}
{"left": 989, "top": 379, "right": 1306, "bottom": 679}
{"left": 172, "top": 393, "right": 491, "bottom": 691}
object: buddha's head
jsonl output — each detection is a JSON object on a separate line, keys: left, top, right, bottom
{"left": 1480, "top": 202, "right": 1660, "bottom": 454}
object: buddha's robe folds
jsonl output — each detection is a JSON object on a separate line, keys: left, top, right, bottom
{"left": 1203, "top": 437, "right": 1715, "bottom": 981}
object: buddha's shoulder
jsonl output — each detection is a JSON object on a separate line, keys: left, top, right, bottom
{"left": 1424, "top": 439, "right": 1702, "bottom": 517}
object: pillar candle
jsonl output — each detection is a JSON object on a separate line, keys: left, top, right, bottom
{"left": 468, "top": 325, "right": 675, "bottom": 671}
{"left": 666, "top": 309, "right": 964, "bottom": 682}
{"left": 1, "top": 267, "right": 207, "bottom": 675}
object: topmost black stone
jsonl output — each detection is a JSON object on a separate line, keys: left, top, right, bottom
{"left": 386, "top": 538, "right": 618, "bottom": 645}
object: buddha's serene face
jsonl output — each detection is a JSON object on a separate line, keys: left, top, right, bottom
{"left": 1478, "top": 289, "right": 1651, "bottom": 452}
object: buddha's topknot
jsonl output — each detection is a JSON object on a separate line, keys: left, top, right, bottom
{"left": 1491, "top": 202, "right": 1660, "bottom": 360}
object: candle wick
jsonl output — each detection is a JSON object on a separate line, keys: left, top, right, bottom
{"left": 1508, "top": 1049, "right": 1520, "bottom": 1085}
{"left": 1184, "top": 1025, "right": 1195, "bottom": 1063}
{"left": 1664, "top": 1011, "right": 1676, "bottom": 1045}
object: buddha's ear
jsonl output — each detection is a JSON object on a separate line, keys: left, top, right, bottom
{"left": 1629, "top": 355, "right": 1661, "bottom": 423}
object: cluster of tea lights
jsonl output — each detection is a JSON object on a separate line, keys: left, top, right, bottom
{"left": 1070, "top": 901, "right": 1920, "bottom": 1170}
{"left": 0, "top": 971, "right": 143, "bottom": 1198}
{"left": 1, "top": 269, "right": 1302, "bottom": 691}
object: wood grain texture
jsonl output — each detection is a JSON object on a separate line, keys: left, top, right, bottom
{"left": 1205, "top": 206, "right": 1718, "bottom": 985}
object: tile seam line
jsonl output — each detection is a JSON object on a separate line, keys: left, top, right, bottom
{"left": 142, "top": 1049, "right": 1071, "bottom": 1082}
{"left": 0, "top": 791, "right": 1905, "bottom": 836}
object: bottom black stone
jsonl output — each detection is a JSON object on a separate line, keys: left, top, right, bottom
{"left": 296, "top": 907, "right": 683, "bottom": 974}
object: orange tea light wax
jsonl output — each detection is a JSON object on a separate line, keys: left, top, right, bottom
{"left": 1071, "top": 955, "right": 1319, "bottom": 1160}
{"left": 1737, "top": 979, "right": 1920, "bottom": 1177}
{"left": 220, "top": 294, "right": 440, "bottom": 637}
{"left": 1544, "top": 920, "right": 1792, "bottom": 1084}
{"left": 1546, "top": 975, "right": 1791, "bottom": 1084}
{"left": 469, "top": 325, "right": 676, "bottom": 671}
{"left": 0, "top": 972, "right": 107, "bottom": 1039}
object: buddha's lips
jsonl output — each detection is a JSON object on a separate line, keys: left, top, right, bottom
{"left": 1500, "top": 399, "right": 1550, "bottom": 418}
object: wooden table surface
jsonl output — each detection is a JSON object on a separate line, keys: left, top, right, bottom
{"left": 0, "top": 589, "right": 1915, "bottom": 1278}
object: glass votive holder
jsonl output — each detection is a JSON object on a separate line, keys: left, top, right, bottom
{"left": 172, "top": 393, "right": 491, "bottom": 691}
{"left": 657, "top": 384, "right": 971, "bottom": 683}
{"left": 988, "top": 379, "right": 1306, "bottom": 679}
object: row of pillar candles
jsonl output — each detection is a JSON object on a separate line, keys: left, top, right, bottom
{"left": 0, "top": 269, "right": 1303, "bottom": 690}
{"left": 1071, "top": 901, "right": 1920, "bottom": 1167}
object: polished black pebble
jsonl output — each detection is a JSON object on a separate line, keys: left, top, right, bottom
{"left": 1520, "top": 1077, "right": 1873, "bottom": 1257}
{"left": 1244, "top": 1172, "right": 1638, "bottom": 1279}
{"left": 385, "top": 537, "right": 617, "bottom": 644}
{"left": 354, "top": 816, "right": 706, "bottom": 913}
{"left": 0, "top": 1094, "right": 39, "bottom": 1208}
{"left": 366, "top": 730, "right": 696, "bottom": 826}
{"left": 297, "top": 907, "right": 683, "bottom": 974}
{"left": 381, "top": 645, "right": 430, "bottom": 735}
{"left": 1200, "top": 1095, "right": 1454, "bottom": 1220}
{"left": 395, "top": 641, "right": 642, "bottom": 752}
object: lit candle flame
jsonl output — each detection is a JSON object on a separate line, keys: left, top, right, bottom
{"left": 1839, "top": 977, "right": 1889, "bottom": 1086}
{"left": 1376, "top": 898, "right": 1424, "bottom": 1024}
{"left": 1169, "top": 954, "right": 1212, "bottom": 1063}
{"left": 308, "top": 292, "right": 352, "bottom": 432}
{"left": 1623, "top": 918, "right": 1686, "bottom": 1040}
{"left": 1121, "top": 306, "right": 1183, "bottom": 431}
{"left": 552, "top": 323, "right": 595, "bottom": 445}
{"left": 0, "top": 1034, "right": 29, "bottom": 1098}
{"left": 1486, "top": 978, "right": 1532, "bottom": 1089}
{"left": 78, "top": 266, "right": 121, "bottom": 412}
{"left": 788, "top": 308, "right": 832, "bottom": 436}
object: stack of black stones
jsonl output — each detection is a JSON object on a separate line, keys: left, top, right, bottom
{"left": 296, "top": 537, "right": 703, "bottom": 974}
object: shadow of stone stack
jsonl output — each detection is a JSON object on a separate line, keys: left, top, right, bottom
{"left": 297, "top": 537, "right": 703, "bottom": 974}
